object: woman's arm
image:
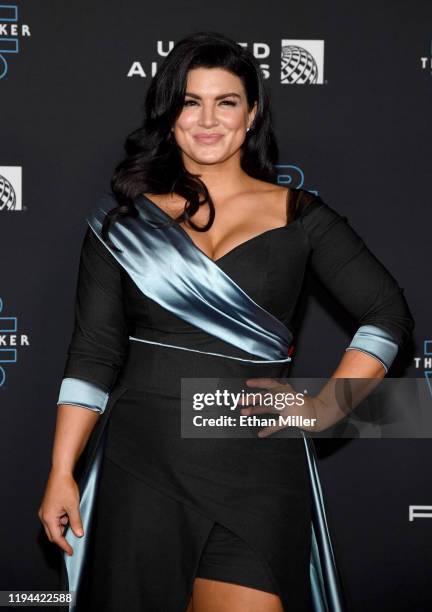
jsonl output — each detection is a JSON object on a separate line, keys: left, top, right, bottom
{"left": 244, "top": 349, "right": 387, "bottom": 436}
{"left": 307, "top": 348, "right": 387, "bottom": 433}
{"left": 244, "top": 194, "right": 415, "bottom": 436}
{"left": 51, "top": 405, "right": 100, "bottom": 475}
{"left": 39, "top": 405, "right": 100, "bottom": 555}
{"left": 301, "top": 194, "right": 415, "bottom": 366}
{"left": 302, "top": 194, "right": 415, "bottom": 431}
{"left": 55, "top": 224, "right": 130, "bottom": 465}
{"left": 39, "top": 222, "right": 129, "bottom": 554}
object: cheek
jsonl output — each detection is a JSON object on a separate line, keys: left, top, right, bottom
{"left": 221, "top": 110, "right": 248, "bottom": 130}
{"left": 175, "top": 112, "right": 197, "bottom": 131}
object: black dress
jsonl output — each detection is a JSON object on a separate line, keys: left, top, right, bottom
{"left": 57, "top": 188, "right": 414, "bottom": 612}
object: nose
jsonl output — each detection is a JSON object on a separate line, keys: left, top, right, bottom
{"left": 198, "top": 102, "right": 218, "bottom": 128}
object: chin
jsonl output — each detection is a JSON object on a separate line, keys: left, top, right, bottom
{"left": 187, "top": 151, "right": 230, "bottom": 164}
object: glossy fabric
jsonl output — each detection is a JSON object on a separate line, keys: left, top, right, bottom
{"left": 63, "top": 428, "right": 106, "bottom": 603}
{"left": 345, "top": 323, "right": 399, "bottom": 373}
{"left": 57, "top": 189, "right": 414, "bottom": 612}
{"left": 87, "top": 193, "right": 292, "bottom": 362}
{"left": 57, "top": 377, "right": 109, "bottom": 413}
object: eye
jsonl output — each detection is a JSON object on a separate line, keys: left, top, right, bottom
{"left": 183, "top": 99, "right": 238, "bottom": 107}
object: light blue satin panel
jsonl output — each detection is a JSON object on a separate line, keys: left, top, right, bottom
{"left": 57, "top": 377, "right": 109, "bottom": 412}
{"left": 345, "top": 323, "right": 399, "bottom": 373}
{"left": 304, "top": 436, "right": 344, "bottom": 612}
{"left": 86, "top": 194, "right": 292, "bottom": 362}
{"left": 64, "top": 433, "right": 106, "bottom": 611}
{"left": 64, "top": 194, "right": 345, "bottom": 612}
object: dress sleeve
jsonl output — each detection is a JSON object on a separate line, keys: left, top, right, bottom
{"left": 56, "top": 225, "right": 130, "bottom": 413}
{"left": 298, "top": 192, "right": 415, "bottom": 373}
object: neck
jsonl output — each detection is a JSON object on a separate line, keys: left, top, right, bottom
{"left": 181, "top": 151, "right": 252, "bottom": 199}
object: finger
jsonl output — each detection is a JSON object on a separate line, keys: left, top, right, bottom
{"left": 238, "top": 394, "right": 270, "bottom": 407}
{"left": 66, "top": 505, "right": 84, "bottom": 538}
{"left": 238, "top": 380, "right": 283, "bottom": 407}
{"left": 257, "top": 424, "right": 287, "bottom": 438}
{"left": 245, "top": 378, "right": 280, "bottom": 388}
{"left": 239, "top": 384, "right": 298, "bottom": 409}
{"left": 240, "top": 405, "right": 280, "bottom": 415}
{"left": 54, "top": 534, "right": 74, "bottom": 556}
{"left": 46, "top": 518, "right": 74, "bottom": 555}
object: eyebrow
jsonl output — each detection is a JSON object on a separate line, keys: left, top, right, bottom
{"left": 184, "top": 92, "right": 242, "bottom": 100}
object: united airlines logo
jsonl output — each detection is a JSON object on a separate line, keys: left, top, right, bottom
{"left": 0, "top": 3, "right": 31, "bottom": 80}
{"left": 0, "top": 166, "right": 22, "bottom": 210}
{"left": 128, "top": 38, "right": 325, "bottom": 84}
{"left": 281, "top": 40, "right": 325, "bottom": 84}
{"left": 0, "top": 297, "right": 29, "bottom": 387}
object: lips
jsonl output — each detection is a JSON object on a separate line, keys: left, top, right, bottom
{"left": 193, "top": 134, "right": 224, "bottom": 144}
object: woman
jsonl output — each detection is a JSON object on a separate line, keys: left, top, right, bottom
{"left": 38, "top": 31, "right": 414, "bottom": 612}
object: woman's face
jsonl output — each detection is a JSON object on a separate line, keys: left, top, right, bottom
{"left": 172, "top": 67, "right": 257, "bottom": 167}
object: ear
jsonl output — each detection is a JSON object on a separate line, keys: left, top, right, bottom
{"left": 248, "top": 101, "right": 258, "bottom": 129}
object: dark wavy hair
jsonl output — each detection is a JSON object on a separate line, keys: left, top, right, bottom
{"left": 102, "top": 30, "right": 279, "bottom": 247}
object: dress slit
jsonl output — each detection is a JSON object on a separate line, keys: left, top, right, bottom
{"left": 193, "top": 519, "right": 282, "bottom": 593}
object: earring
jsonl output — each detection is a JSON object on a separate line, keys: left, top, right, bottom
{"left": 246, "top": 127, "right": 250, "bottom": 132}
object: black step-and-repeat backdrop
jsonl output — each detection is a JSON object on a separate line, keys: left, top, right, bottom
{"left": 1, "top": 1, "right": 431, "bottom": 610}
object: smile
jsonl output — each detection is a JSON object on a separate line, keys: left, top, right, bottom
{"left": 193, "top": 134, "right": 224, "bottom": 144}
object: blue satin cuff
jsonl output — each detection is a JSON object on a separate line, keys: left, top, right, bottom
{"left": 345, "top": 324, "right": 399, "bottom": 373}
{"left": 57, "top": 377, "right": 109, "bottom": 413}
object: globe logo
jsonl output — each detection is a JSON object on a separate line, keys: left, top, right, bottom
{"left": 281, "top": 45, "right": 318, "bottom": 84}
{"left": 0, "top": 174, "right": 17, "bottom": 211}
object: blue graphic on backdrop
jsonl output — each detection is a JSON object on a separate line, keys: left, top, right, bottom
{"left": 420, "top": 340, "right": 432, "bottom": 398}
{"left": 412, "top": 341, "right": 432, "bottom": 397}
{"left": 275, "top": 164, "right": 318, "bottom": 196}
{"left": 0, "top": 4, "right": 31, "bottom": 80}
{"left": 0, "top": 297, "right": 16, "bottom": 386}
{"left": 0, "top": 297, "right": 29, "bottom": 387}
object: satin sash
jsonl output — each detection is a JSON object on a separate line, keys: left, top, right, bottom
{"left": 87, "top": 194, "right": 292, "bottom": 362}
{"left": 63, "top": 193, "right": 345, "bottom": 612}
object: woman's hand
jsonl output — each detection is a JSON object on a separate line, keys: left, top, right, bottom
{"left": 38, "top": 469, "right": 84, "bottom": 556}
{"left": 239, "top": 377, "right": 325, "bottom": 436}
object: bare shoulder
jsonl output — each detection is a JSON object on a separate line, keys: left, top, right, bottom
{"left": 247, "top": 178, "right": 289, "bottom": 196}
{"left": 141, "top": 191, "right": 185, "bottom": 216}
{"left": 244, "top": 179, "right": 299, "bottom": 221}
{"left": 142, "top": 191, "right": 182, "bottom": 204}
{"left": 248, "top": 178, "right": 306, "bottom": 205}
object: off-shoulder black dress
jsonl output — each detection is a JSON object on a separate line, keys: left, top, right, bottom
{"left": 57, "top": 188, "right": 414, "bottom": 612}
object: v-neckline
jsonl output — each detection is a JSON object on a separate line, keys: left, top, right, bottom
{"left": 138, "top": 193, "right": 299, "bottom": 265}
